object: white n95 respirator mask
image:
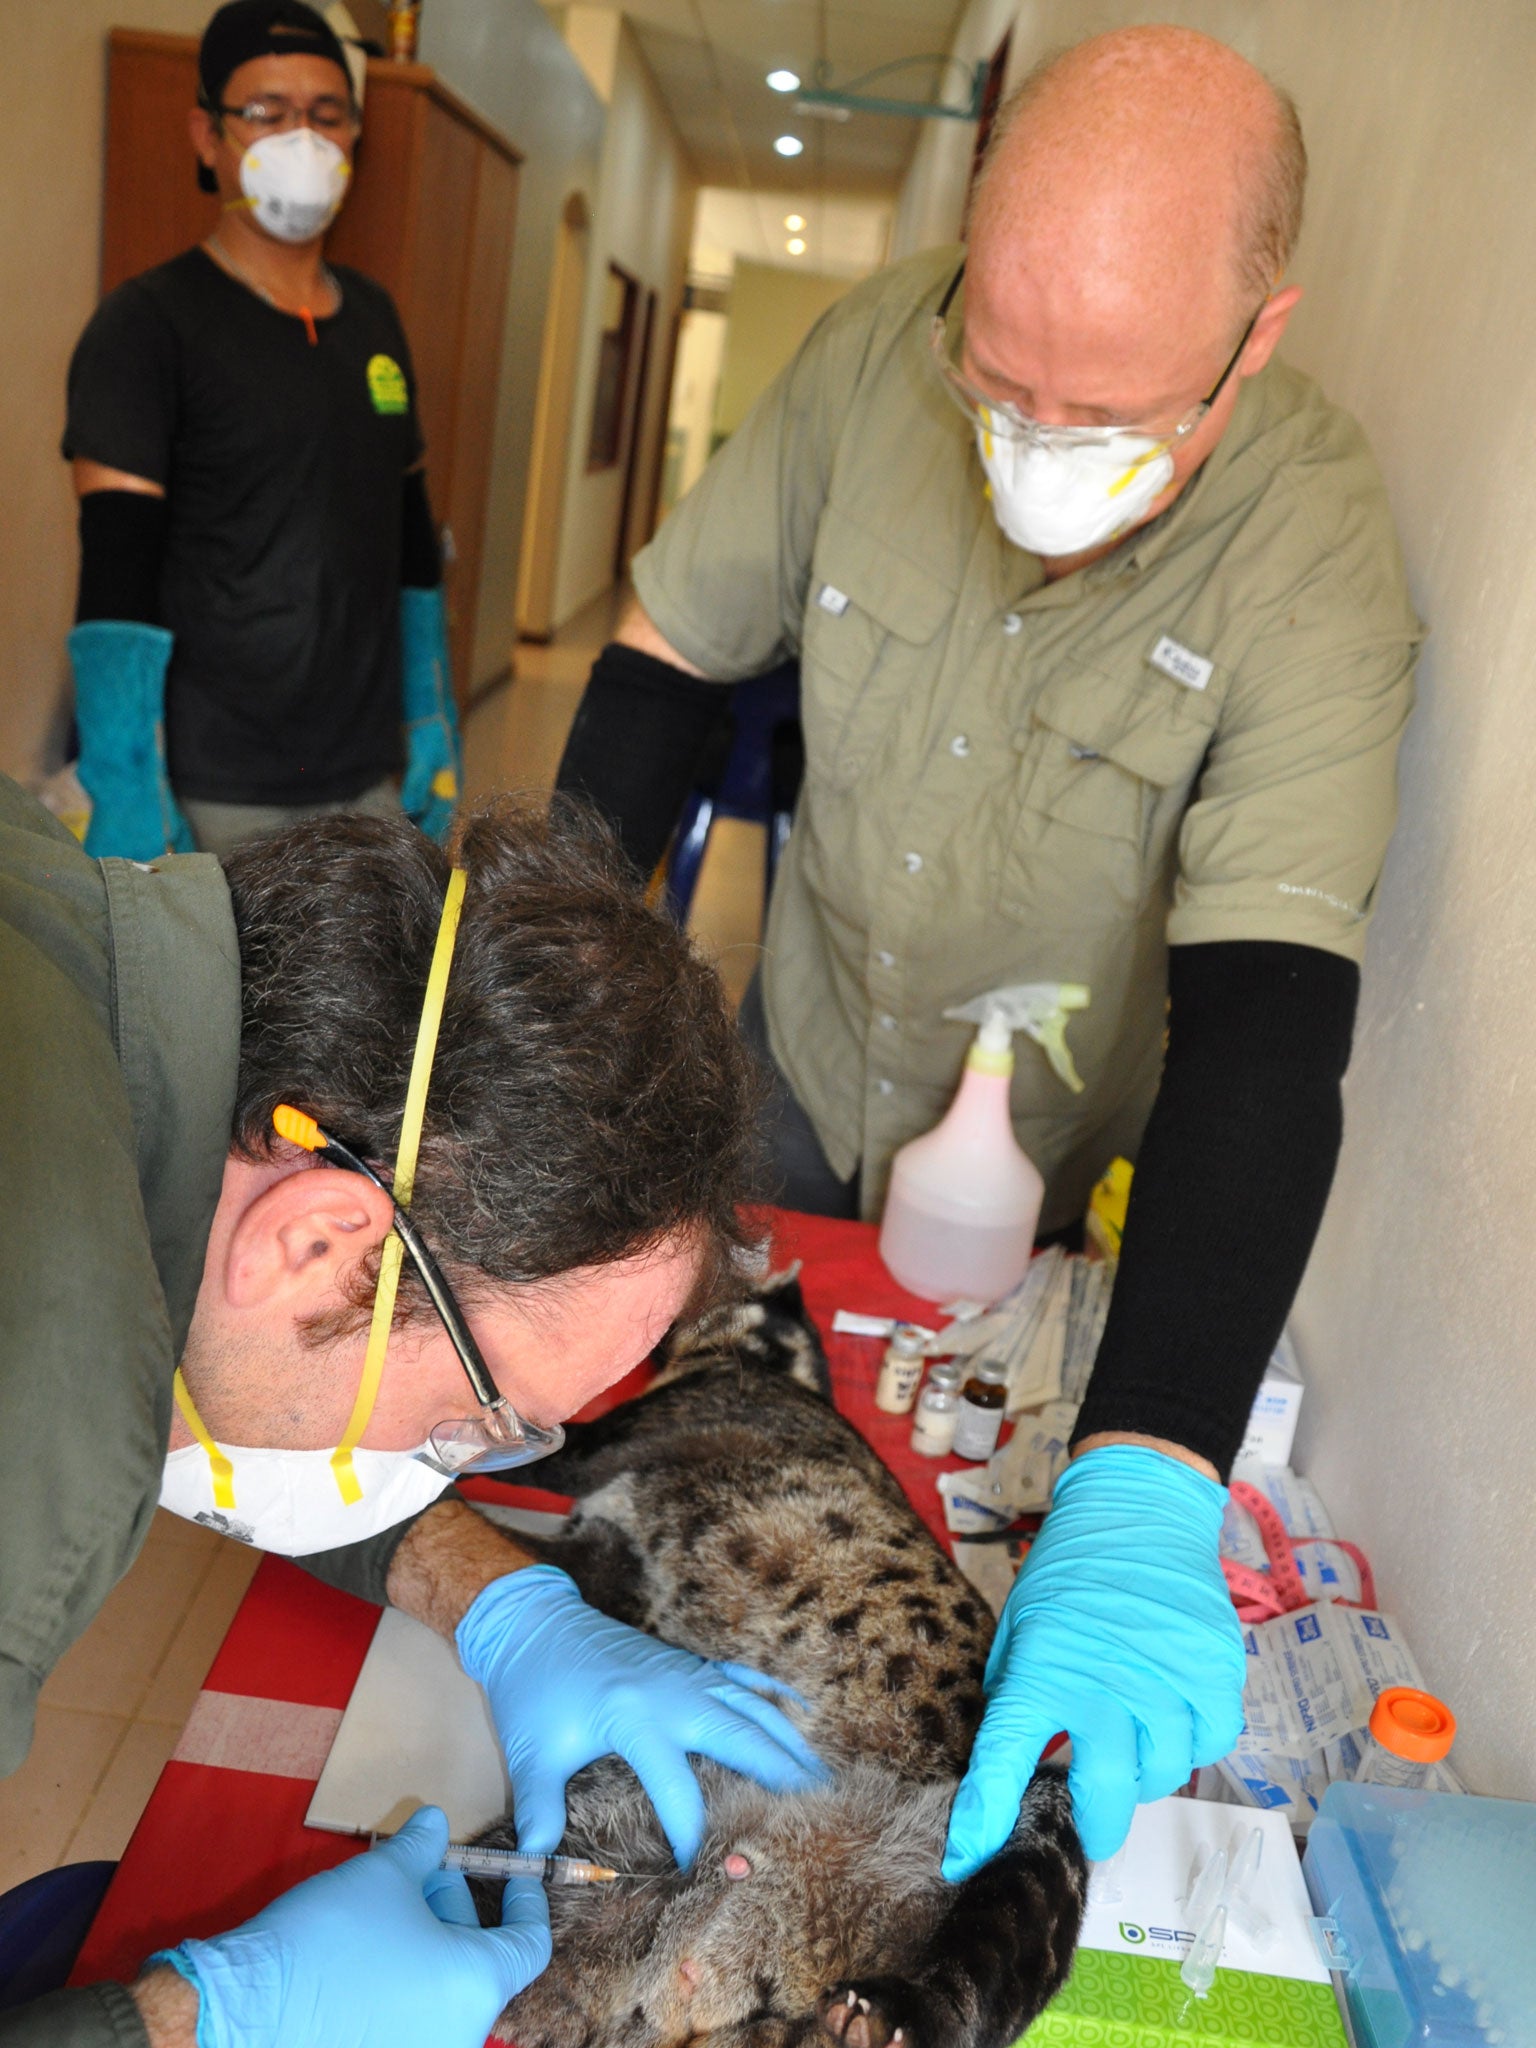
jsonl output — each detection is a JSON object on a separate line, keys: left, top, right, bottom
{"left": 976, "top": 420, "right": 1175, "bottom": 558}
{"left": 239, "top": 127, "right": 351, "bottom": 244}
{"left": 159, "top": 1435, "right": 454, "bottom": 1555}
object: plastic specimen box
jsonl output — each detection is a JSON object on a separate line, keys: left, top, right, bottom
{"left": 1303, "top": 1781, "right": 1536, "bottom": 2048}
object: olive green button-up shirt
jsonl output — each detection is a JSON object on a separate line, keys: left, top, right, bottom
{"left": 634, "top": 248, "right": 1420, "bottom": 1228}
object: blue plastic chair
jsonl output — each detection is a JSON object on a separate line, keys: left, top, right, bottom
{"left": 663, "top": 661, "right": 803, "bottom": 924}
{"left": 0, "top": 1862, "right": 117, "bottom": 2011}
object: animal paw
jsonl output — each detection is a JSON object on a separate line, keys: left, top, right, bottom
{"left": 817, "top": 1981, "right": 915, "bottom": 2048}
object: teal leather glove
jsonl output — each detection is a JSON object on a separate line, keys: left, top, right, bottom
{"left": 399, "top": 585, "right": 462, "bottom": 844}
{"left": 943, "top": 1445, "right": 1246, "bottom": 1873}
{"left": 151, "top": 1806, "right": 550, "bottom": 2048}
{"left": 70, "top": 620, "right": 195, "bottom": 859}
{"left": 457, "top": 1565, "right": 829, "bottom": 1867}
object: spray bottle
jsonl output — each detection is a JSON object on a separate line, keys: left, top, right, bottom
{"left": 878, "top": 984, "right": 1089, "bottom": 1304}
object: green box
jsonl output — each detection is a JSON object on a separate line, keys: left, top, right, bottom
{"left": 1030, "top": 1948, "right": 1346, "bottom": 2046}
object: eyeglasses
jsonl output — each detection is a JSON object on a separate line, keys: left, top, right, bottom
{"left": 272, "top": 1106, "right": 564, "bottom": 1477}
{"left": 930, "top": 262, "right": 1263, "bottom": 449}
{"left": 214, "top": 94, "right": 358, "bottom": 136}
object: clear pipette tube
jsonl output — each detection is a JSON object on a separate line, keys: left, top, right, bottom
{"left": 368, "top": 1833, "right": 620, "bottom": 1884}
{"left": 1180, "top": 1902, "right": 1226, "bottom": 1998}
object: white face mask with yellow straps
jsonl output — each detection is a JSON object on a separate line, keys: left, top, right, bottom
{"left": 159, "top": 869, "right": 470, "bottom": 1555}
{"left": 975, "top": 418, "right": 1175, "bottom": 558}
{"left": 158, "top": 1430, "right": 453, "bottom": 1554}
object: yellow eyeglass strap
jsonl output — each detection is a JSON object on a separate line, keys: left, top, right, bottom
{"left": 331, "top": 866, "right": 469, "bottom": 1503}
{"left": 172, "top": 1369, "right": 236, "bottom": 1509}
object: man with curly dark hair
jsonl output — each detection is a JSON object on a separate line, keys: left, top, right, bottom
{"left": 0, "top": 775, "right": 822, "bottom": 2048}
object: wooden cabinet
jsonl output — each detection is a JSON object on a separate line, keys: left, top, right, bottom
{"left": 99, "top": 30, "right": 521, "bottom": 704}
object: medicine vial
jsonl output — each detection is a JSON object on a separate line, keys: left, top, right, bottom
{"left": 909, "top": 1362, "right": 964, "bottom": 1457}
{"left": 1354, "top": 1686, "right": 1456, "bottom": 1788}
{"left": 951, "top": 1359, "right": 1010, "bottom": 1461}
{"left": 874, "top": 1324, "right": 928, "bottom": 1415}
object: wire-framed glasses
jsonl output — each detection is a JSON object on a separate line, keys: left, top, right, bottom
{"left": 277, "top": 1110, "right": 564, "bottom": 1477}
{"left": 215, "top": 94, "right": 358, "bottom": 136}
{"left": 929, "top": 261, "right": 1263, "bottom": 448}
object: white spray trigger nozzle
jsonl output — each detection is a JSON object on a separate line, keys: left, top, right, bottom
{"left": 976, "top": 1005, "right": 1012, "bottom": 1056}
{"left": 944, "top": 983, "right": 1090, "bottom": 1093}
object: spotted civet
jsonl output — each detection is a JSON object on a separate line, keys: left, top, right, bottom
{"left": 477, "top": 1271, "right": 1085, "bottom": 2048}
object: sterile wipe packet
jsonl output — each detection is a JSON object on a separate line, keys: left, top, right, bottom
{"left": 1238, "top": 1602, "right": 1424, "bottom": 1761}
{"left": 937, "top": 1467, "right": 1015, "bottom": 1536}
{"left": 981, "top": 1398, "right": 1079, "bottom": 1517}
{"left": 1220, "top": 1466, "right": 1335, "bottom": 1566}
{"left": 1217, "top": 1733, "right": 1333, "bottom": 1829}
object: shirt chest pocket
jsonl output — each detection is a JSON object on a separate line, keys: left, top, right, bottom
{"left": 1001, "top": 664, "right": 1220, "bottom": 929}
{"left": 798, "top": 515, "right": 955, "bottom": 790}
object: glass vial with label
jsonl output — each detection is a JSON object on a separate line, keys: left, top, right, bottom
{"left": 874, "top": 1324, "right": 928, "bottom": 1415}
{"left": 951, "top": 1359, "right": 1010, "bottom": 1461}
{"left": 909, "top": 1362, "right": 963, "bottom": 1457}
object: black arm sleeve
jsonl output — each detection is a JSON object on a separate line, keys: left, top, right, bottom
{"left": 75, "top": 490, "right": 169, "bottom": 625}
{"left": 400, "top": 466, "right": 442, "bottom": 589}
{"left": 555, "top": 641, "right": 730, "bottom": 879}
{"left": 1070, "top": 939, "right": 1359, "bottom": 1478}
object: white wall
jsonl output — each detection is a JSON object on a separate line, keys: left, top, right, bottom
{"left": 896, "top": 0, "right": 1536, "bottom": 1799}
{"left": 550, "top": 14, "right": 697, "bottom": 627}
{"left": 662, "top": 308, "right": 728, "bottom": 514}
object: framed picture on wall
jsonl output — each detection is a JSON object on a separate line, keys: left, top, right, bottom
{"left": 588, "top": 262, "right": 640, "bottom": 471}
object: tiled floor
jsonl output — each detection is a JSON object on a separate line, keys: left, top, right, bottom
{"left": 1, "top": 1512, "right": 260, "bottom": 1891}
{"left": 3, "top": 581, "right": 766, "bottom": 1895}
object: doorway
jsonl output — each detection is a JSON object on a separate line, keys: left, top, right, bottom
{"left": 516, "top": 191, "right": 591, "bottom": 642}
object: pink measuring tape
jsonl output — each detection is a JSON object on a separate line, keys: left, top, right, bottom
{"left": 1221, "top": 1480, "right": 1376, "bottom": 1623}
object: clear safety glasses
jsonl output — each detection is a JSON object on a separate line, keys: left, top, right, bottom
{"left": 212, "top": 94, "right": 359, "bottom": 138}
{"left": 929, "top": 261, "right": 1262, "bottom": 449}
{"left": 273, "top": 1107, "right": 564, "bottom": 1478}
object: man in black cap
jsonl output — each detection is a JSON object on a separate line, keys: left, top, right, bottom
{"left": 62, "top": 0, "right": 462, "bottom": 860}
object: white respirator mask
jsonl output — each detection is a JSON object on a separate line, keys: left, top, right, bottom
{"left": 975, "top": 421, "right": 1175, "bottom": 558}
{"left": 238, "top": 127, "right": 351, "bottom": 243}
{"left": 159, "top": 1434, "right": 454, "bottom": 1555}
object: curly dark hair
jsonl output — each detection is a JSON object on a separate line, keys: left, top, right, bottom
{"left": 223, "top": 795, "right": 764, "bottom": 1334}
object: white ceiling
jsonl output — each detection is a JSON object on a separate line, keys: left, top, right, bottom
{"left": 567, "top": 0, "right": 972, "bottom": 196}
{"left": 691, "top": 186, "right": 893, "bottom": 280}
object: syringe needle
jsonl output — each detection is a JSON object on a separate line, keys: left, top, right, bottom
{"left": 366, "top": 1832, "right": 622, "bottom": 1883}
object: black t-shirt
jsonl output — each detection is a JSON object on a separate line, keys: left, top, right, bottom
{"left": 63, "top": 249, "right": 424, "bottom": 804}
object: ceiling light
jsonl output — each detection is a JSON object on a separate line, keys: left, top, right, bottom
{"left": 784, "top": 214, "right": 805, "bottom": 231}
{"left": 787, "top": 237, "right": 806, "bottom": 255}
{"left": 774, "top": 134, "right": 804, "bottom": 157}
{"left": 766, "top": 69, "right": 800, "bottom": 93}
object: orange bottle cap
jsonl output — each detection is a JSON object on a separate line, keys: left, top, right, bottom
{"left": 1369, "top": 1686, "right": 1456, "bottom": 1763}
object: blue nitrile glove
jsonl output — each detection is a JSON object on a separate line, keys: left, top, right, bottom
{"left": 150, "top": 1805, "right": 550, "bottom": 2048}
{"left": 70, "top": 620, "right": 195, "bottom": 859}
{"left": 943, "top": 1445, "right": 1246, "bottom": 1874}
{"left": 399, "top": 584, "right": 462, "bottom": 843}
{"left": 457, "top": 1565, "right": 830, "bottom": 1867}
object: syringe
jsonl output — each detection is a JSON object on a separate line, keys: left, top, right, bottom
{"left": 368, "top": 1834, "right": 621, "bottom": 1884}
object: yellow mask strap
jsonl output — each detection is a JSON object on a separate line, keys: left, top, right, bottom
{"left": 331, "top": 866, "right": 469, "bottom": 1503}
{"left": 172, "top": 1369, "right": 237, "bottom": 1509}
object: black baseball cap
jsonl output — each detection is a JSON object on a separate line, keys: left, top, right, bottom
{"left": 198, "top": 1, "right": 354, "bottom": 112}
{"left": 196, "top": 2, "right": 356, "bottom": 189}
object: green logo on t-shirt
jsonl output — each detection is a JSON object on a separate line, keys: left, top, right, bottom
{"left": 367, "top": 353, "right": 408, "bottom": 415}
